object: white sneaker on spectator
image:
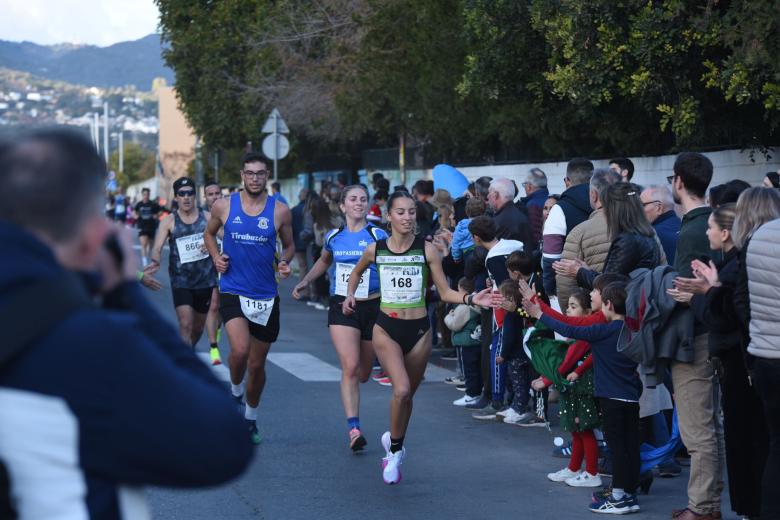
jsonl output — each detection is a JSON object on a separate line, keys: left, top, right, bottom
{"left": 496, "top": 407, "right": 513, "bottom": 418}
{"left": 565, "top": 471, "right": 602, "bottom": 487}
{"left": 547, "top": 467, "right": 580, "bottom": 482}
{"left": 503, "top": 410, "right": 533, "bottom": 425}
{"left": 453, "top": 394, "right": 481, "bottom": 407}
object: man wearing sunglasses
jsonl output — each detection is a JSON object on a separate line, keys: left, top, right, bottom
{"left": 204, "top": 152, "right": 295, "bottom": 445}
{"left": 146, "top": 177, "right": 217, "bottom": 348}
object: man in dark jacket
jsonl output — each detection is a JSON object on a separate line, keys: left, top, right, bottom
{"left": 291, "top": 188, "right": 310, "bottom": 299}
{"left": 516, "top": 168, "right": 549, "bottom": 247}
{"left": 641, "top": 185, "right": 681, "bottom": 262}
{"left": 541, "top": 158, "right": 593, "bottom": 296}
{"left": 487, "top": 177, "right": 534, "bottom": 250}
{"left": 668, "top": 152, "right": 722, "bottom": 520}
{"left": 0, "top": 129, "right": 252, "bottom": 519}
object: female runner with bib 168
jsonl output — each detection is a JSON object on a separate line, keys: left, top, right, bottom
{"left": 292, "top": 185, "right": 387, "bottom": 452}
{"left": 343, "top": 191, "right": 493, "bottom": 485}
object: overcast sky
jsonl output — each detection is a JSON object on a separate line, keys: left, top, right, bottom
{"left": 0, "top": 0, "right": 160, "bottom": 46}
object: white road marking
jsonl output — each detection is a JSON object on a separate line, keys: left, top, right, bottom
{"left": 200, "top": 351, "right": 456, "bottom": 384}
{"left": 197, "top": 353, "right": 231, "bottom": 382}
{"left": 267, "top": 353, "right": 342, "bottom": 381}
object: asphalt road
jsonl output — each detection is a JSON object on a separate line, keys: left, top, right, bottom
{"left": 141, "top": 250, "right": 731, "bottom": 520}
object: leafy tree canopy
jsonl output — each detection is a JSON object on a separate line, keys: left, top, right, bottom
{"left": 156, "top": 0, "right": 779, "bottom": 174}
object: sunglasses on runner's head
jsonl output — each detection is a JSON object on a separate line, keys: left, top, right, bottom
{"left": 177, "top": 189, "right": 195, "bottom": 197}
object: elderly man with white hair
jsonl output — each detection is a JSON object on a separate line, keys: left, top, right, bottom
{"left": 486, "top": 177, "right": 534, "bottom": 251}
{"left": 640, "top": 185, "right": 681, "bottom": 262}
{"left": 517, "top": 168, "right": 549, "bottom": 246}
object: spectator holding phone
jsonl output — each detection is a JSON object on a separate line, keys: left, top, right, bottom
{"left": 0, "top": 129, "right": 252, "bottom": 518}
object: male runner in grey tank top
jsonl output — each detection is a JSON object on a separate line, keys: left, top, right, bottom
{"left": 146, "top": 177, "right": 217, "bottom": 346}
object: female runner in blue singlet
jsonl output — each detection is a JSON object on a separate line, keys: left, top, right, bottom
{"left": 343, "top": 191, "right": 493, "bottom": 484}
{"left": 292, "top": 185, "right": 387, "bottom": 452}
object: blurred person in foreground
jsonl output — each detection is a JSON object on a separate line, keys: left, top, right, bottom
{"left": 0, "top": 129, "right": 252, "bottom": 519}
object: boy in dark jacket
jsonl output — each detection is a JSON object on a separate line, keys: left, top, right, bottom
{"left": 528, "top": 282, "right": 642, "bottom": 515}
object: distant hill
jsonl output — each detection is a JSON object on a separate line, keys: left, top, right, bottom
{"left": 0, "top": 34, "right": 174, "bottom": 90}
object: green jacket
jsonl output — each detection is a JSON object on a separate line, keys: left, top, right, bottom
{"left": 674, "top": 206, "right": 714, "bottom": 278}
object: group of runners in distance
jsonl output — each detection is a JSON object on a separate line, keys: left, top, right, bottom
{"left": 143, "top": 152, "right": 492, "bottom": 483}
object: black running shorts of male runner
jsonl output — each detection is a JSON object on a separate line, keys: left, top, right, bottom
{"left": 219, "top": 293, "right": 281, "bottom": 343}
{"left": 138, "top": 225, "right": 157, "bottom": 238}
{"left": 172, "top": 287, "right": 215, "bottom": 314}
{"left": 328, "top": 295, "right": 381, "bottom": 341}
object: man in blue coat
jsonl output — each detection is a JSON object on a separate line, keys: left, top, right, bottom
{"left": 0, "top": 129, "right": 252, "bottom": 519}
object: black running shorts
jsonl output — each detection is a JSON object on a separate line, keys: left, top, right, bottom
{"left": 138, "top": 224, "right": 157, "bottom": 238}
{"left": 171, "top": 287, "right": 214, "bottom": 314}
{"left": 328, "top": 295, "right": 380, "bottom": 341}
{"left": 219, "top": 293, "right": 281, "bottom": 344}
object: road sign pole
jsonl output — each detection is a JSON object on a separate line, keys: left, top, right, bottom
{"left": 273, "top": 112, "right": 278, "bottom": 183}
{"left": 103, "top": 102, "right": 109, "bottom": 166}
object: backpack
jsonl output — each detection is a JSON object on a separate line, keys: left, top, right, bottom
{"left": 452, "top": 309, "right": 481, "bottom": 347}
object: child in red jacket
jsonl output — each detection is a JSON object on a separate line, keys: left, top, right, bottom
{"left": 520, "top": 273, "right": 629, "bottom": 488}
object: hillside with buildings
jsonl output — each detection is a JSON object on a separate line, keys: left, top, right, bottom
{"left": 0, "top": 67, "right": 159, "bottom": 145}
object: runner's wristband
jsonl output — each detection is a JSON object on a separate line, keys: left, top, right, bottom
{"left": 467, "top": 293, "right": 475, "bottom": 306}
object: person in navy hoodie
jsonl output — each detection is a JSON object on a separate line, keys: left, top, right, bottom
{"left": 0, "top": 129, "right": 252, "bottom": 519}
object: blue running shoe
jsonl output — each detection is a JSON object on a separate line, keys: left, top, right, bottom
{"left": 246, "top": 419, "right": 261, "bottom": 445}
{"left": 588, "top": 493, "right": 635, "bottom": 514}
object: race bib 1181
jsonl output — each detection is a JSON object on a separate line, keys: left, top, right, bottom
{"left": 240, "top": 296, "right": 275, "bottom": 326}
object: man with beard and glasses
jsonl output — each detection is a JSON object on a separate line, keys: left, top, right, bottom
{"left": 204, "top": 153, "right": 295, "bottom": 445}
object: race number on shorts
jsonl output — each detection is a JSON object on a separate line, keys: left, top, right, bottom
{"left": 335, "top": 262, "right": 369, "bottom": 298}
{"left": 176, "top": 234, "right": 209, "bottom": 264}
{"left": 379, "top": 265, "right": 423, "bottom": 305}
{"left": 240, "top": 296, "right": 275, "bottom": 326}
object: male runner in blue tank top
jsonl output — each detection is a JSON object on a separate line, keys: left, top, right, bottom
{"left": 204, "top": 153, "right": 294, "bottom": 445}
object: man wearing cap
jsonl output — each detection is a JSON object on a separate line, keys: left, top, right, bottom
{"left": 146, "top": 177, "right": 217, "bottom": 348}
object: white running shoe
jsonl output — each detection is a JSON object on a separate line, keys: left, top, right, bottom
{"left": 547, "top": 467, "right": 580, "bottom": 482}
{"left": 565, "top": 471, "right": 602, "bottom": 488}
{"left": 382, "top": 448, "right": 405, "bottom": 485}
{"left": 453, "top": 394, "right": 482, "bottom": 406}
{"left": 380, "top": 431, "right": 405, "bottom": 485}
{"left": 503, "top": 410, "right": 533, "bottom": 424}
{"left": 381, "top": 431, "right": 392, "bottom": 457}
{"left": 495, "top": 407, "right": 513, "bottom": 417}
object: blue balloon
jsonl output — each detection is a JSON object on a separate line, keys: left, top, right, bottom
{"left": 433, "top": 164, "right": 469, "bottom": 198}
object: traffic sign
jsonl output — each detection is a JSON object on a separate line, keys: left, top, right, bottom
{"left": 261, "top": 108, "right": 289, "bottom": 134}
{"left": 263, "top": 134, "right": 290, "bottom": 160}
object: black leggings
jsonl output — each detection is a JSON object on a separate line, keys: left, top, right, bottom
{"left": 375, "top": 312, "right": 430, "bottom": 354}
{"left": 752, "top": 356, "right": 780, "bottom": 520}
{"left": 599, "top": 398, "right": 640, "bottom": 494}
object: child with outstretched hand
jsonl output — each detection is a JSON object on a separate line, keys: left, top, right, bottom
{"left": 526, "top": 288, "right": 601, "bottom": 488}
{"left": 524, "top": 280, "right": 642, "bottom": 515}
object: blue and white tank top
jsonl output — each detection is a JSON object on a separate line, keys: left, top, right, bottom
{"left": 324, "top": 224, "right": 387, "bottom": 298}
{"left": 220, "top": 192, "right": 278, "bottom": 299}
